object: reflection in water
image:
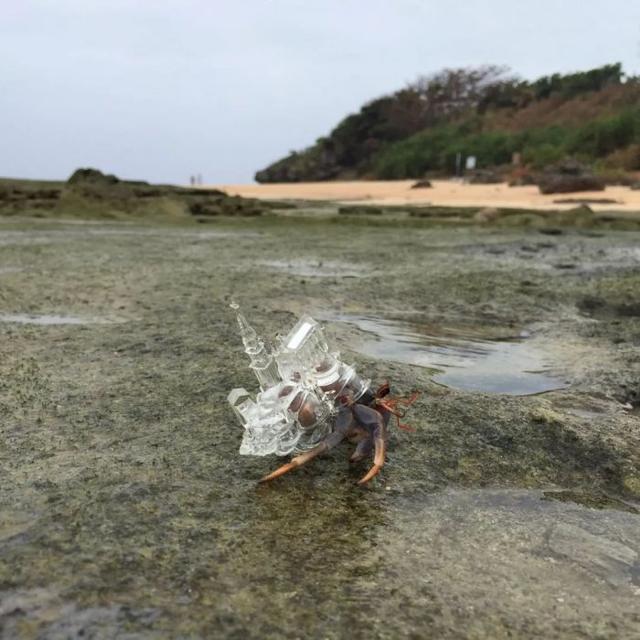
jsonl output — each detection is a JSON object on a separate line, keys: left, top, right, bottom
{"left": 323, "top": 313, "right": 568, "bottom": 396}
{"left": 204, "top": 476, "right": 389, "bottom": 636}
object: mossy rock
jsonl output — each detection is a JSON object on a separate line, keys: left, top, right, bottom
{"left": 67, "top": 167, "right": 121, "bottom": 186}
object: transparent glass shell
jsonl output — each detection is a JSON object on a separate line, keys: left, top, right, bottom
{"left": 276, "top": 315, "right": 330, "bottom": 384}
{"left": 227, "top": 306, "right": 372, "bottom": 457}
{"left": 227, "top": 387, "right": 254, "bottom": 426}
{"left": 235, "top": 384, "right": 300, "bottom": 456}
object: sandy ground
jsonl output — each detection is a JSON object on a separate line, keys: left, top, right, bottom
{"left": 1, "top": 215, "right": 639, "bottom": 638}
{"left": 214, "top": 180, "right": 640, "bottom": 212}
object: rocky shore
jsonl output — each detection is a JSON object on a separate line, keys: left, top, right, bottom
{"left": 1, "top": 211, "right": 639, "bottom": 638}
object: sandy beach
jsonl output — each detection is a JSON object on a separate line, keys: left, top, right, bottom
{"left": 214, "top": 180, "right": 640, "bottom": 213}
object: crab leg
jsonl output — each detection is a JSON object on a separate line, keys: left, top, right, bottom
{"left": 351, "top": 403, "right": 388, "bottom": 485}
{"left": 357, "top": 422, "right": 387, "bottom": 485}
{"left": 349, "top": 436, "right": 373, "bottom": 462}
{"left": 258, "top": 407, "right": 354, "bottom": 483}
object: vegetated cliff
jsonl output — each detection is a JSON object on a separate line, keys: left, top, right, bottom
{"left": 255, "top": 63, "right": 640, "bottom": 182}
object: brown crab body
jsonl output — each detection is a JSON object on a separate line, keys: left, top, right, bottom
{"left": 258, "top": 383, "right": 407, "bottom": 486}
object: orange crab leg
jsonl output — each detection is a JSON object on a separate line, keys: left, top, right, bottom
{"left": 259, "top": 406, "right": 354, "bottom": 483}
{"left": 350, "top": 403, "right": 388, "bottom": 485}
{"left": 258, "top": 442, "right": 331, "bottom": 483}
{"left": 357, "top": 423, "right": 387, "bottom": 485}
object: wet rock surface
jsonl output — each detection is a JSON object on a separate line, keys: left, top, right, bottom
{"left": 1, "top": 215, "right": 639, "bottom": 638}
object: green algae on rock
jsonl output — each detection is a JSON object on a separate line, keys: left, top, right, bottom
{"left": 0, "top": 168, "right": 265, "bottom": 220}
{"left": 1, "top": 215, "right": 639, "bottom": 638}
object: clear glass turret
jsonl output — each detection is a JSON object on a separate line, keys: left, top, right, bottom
{"left": 230, "top": 302, "right": 280, "bottom": 390}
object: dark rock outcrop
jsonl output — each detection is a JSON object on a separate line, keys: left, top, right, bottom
{"left": 68, "top": 168, "right": 121, "bottom": 186}
{"left": 0, "top": 168, "right": 263, "bottom": 219}
{"left": 538, "top": 160, "right": 605, "bottom": 194}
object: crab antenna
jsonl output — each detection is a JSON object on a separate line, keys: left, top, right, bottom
{"left": 230, "top": 301, "right": 280, "bottom": 390}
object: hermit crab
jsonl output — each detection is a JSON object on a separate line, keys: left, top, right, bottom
{"left": 227, "top": 305, "right": 417, "bottom": 485}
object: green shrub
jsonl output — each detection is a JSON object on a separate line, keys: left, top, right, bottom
{"left": 372, "top": 106, "right": 640, "bottom": 178}
{"left": 522, "top": 144, "right": 566, "bottom": 169}
{"left": 257, "top": 63, "right": 638, "bottom": 182}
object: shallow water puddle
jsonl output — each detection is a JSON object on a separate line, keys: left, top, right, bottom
{"left": 259, "top": 258, "right": 367, "bottom": 277}
{"left": 0, "top": 313, "right": 118, "bottom": 326}
{"left": 324, "top": 314, "right": 567, "bottom": 395}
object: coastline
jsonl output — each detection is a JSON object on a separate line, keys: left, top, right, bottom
{"left": 211, "top": 179, "right": 640, "bottom": 214}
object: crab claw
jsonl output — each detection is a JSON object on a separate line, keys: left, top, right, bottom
{"left": 354, "top": 408, "right": 387, "bottom": 485}
{"left": 357, "top": 462, "right": 383, "bottom": 485}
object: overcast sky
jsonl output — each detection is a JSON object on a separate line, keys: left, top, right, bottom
{"left": 3, "top": 1, "right": 640, "bottom": 184}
